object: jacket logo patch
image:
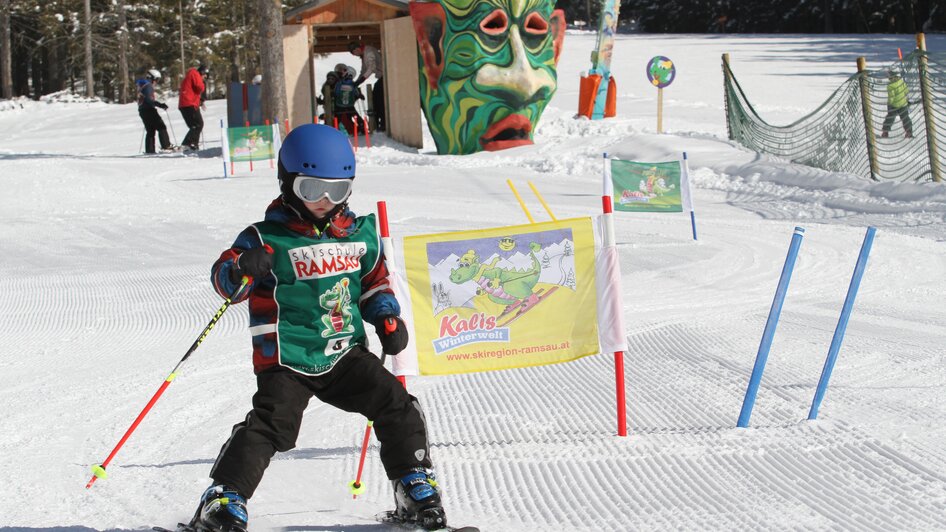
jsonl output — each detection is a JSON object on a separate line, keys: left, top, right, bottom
{"left": 290, "top": 242, "right": 367, "bottom": 280}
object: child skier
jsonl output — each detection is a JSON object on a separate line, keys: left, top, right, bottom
{"left": 137, "top": 69, "right": 176, "bottom": 154}
{"left": 333, "top": 66, "right": 364, "bottom": 136}
{"left": 190, "top": 124, "right": 447, "bottom": 531}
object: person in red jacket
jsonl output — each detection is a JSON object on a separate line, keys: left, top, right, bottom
{"left": 179, "top": 63, "right": 207, "bottom": 151}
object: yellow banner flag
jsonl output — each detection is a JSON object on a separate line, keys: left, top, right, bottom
{"left": 403, "top": 217, "right": 600, "bottom": 375}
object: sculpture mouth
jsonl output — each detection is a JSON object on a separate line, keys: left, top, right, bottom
{"left": 480, "top": 114, "right": 533, "bottom": 151}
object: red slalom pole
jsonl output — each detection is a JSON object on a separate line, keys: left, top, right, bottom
{"left": 349, "top": 202, "right": 409, "bottom": 497}
{"left": 376, "top": 201, "right": 406, "bottom": 389}
{"left": 350, "top": 349, "right": 389, "bottom": 498}
{"left": 86, "top": 271, "right": 258, "bottom": 489}
{"left": 353, "top": 119, "right": 359, "bottom": 152}
{"left": 601, "top": 153, "right": 628, "bottom": 437}
{"left": 602, "top": 193, "right": 627, "bottom": 436}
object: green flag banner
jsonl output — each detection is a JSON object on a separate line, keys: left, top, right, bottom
{"left": 225, "top": 125, "right": 277, "bottom": 162}
{"left": 610, "top": 159, "right": 683, "bottom": 212}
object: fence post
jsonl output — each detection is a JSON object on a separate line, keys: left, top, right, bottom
{"left": 856, "top": 57, "right": 880, "bottom": 181}
{"left": 916, "top": 33, "right": 942, "bottom": 183}
{"left": 722, "top": 53, "right": 733, "bottom": 141}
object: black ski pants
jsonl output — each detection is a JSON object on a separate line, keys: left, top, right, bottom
{"left": 209, "top": 346, "right": 432, "bottom": 498}
{"left": 881, "top": 104, "right": 914, "bottom": 136}
{"left": 139, "top": 107, "right": 170, "bottom": 153}
{"left": 373, "top": 78, "right": 385, "bottom": 132}
{"left": 180, "top": 106, "right": 204, "bottom": 149}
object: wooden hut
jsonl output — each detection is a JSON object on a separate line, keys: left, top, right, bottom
{"left": 282, "top": 0, "right": 423, "bottom": 148}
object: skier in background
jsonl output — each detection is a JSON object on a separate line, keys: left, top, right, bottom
{"left": 316, "top": 70, "right": 339, "bottom": 122}
{"left": 333, "top": 66, "right": 364, "bottom": 135}
{"left": 179, "top": 62, "right": 207, "bottom": 152}
{"left": 189, "top": 124, "right": 449, "bottom": 532}
{"left": 880, "top": 70, "right": 914, "bottom": 139}
{"left": 349, "top": 41, "right": 385, "bottom": 131}
{"left": 137, "top": 69, "right": 176, "bottom": 153}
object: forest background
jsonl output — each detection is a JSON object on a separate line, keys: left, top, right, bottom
{"left": 0, "top": 0, "right": 943, "bottom": 103}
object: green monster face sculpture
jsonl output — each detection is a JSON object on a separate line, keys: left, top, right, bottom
{"left": 410, "top": 0, "right": 566, "bottom": 155}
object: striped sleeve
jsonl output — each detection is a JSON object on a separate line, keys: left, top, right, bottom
{"left": 210, "top": 227, "right": 263, "bottom": 303}
{"left": 359, "top": 250, "right": 400, "bottom": 325}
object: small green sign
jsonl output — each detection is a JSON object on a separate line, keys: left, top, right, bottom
{"left": 226, "top": 125, "right": 276, "bottom": 162}
{"left": 611, "top": 159, "right": 683, "bottom": 213}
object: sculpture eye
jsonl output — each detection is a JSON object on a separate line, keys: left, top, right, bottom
{"left": 524, "top": 12, "right": 549, "bottom": 35}
{"left": 480, "top": 9, "right": 508, "bottom": 35}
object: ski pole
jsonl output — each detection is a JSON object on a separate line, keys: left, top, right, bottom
{"left": 86, "top": 274, "right": 253, "bottom": 489}
{"left": 349, "top": 346, "right": 391, "bottom": 498}
{"left": 163, "top": 108, "right": 178, "bottom": 145}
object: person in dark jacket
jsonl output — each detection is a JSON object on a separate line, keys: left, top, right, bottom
{"left": 349, "top": 41, "right": 385, "bottom": 131}
{"left": 137, "top": 69, "right": 175, "bottom": 153}
{"left": 179, "top": 63, "right": 207, "bottom": 151}
{"left": 188, "top": 124, "right": 449, "bottom": 532}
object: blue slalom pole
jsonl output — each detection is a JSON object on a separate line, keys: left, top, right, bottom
{"left": 808, "top": 226, "right": 877, "bottom": 420}
{"left": 737, "top": 226, "right": 805, "bottom": 428}
{"left": 682, "top": 152, "right": 697, "bottom": 241}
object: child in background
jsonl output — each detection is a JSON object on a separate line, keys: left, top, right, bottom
{"left": 333, "top": 66, "right": 364, "bottom": 135}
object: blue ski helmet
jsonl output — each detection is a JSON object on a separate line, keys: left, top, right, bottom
{"left": 278, "top": 124, "right": 355, "bottom": 222}
{"left": 279, "top": 123, "right": 354, "bottom": 180}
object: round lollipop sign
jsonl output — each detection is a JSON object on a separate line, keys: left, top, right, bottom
{"left": 646, "top": 56, "right": 676, "bottom": 88}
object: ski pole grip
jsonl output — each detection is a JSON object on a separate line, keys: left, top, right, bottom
{"left": 263, "top": 244, "right": 274, "bottom": 254}
{"left": 384, "top": 317, "right": 397, "bottom": 334}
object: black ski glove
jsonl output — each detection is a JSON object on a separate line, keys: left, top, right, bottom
{"left": 157, "top": 102, "right": 168, "bottom": 110}
{"left": 376, "top": 316, "right": 408, "bottom": 356}
{"left": 229, "top": 245, "right": 273, "bottom": 282}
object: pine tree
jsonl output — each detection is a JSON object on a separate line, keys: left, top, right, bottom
{"left": 0, "top": 0, "right": 11, "bottom": 98}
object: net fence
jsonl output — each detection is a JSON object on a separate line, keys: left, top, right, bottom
{"left": 724, "top": 50, "right": 945, "bottom": 183}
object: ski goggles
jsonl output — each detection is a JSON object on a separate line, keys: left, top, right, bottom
{"left": 292, "top": 176, "right": 353, "bottom": 204}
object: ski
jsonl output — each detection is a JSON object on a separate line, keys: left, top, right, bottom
{"left": 497, "top": 287, "right": 547, "bottom": 318}
{"left": 152, "top": 524, "right": 196, "bottom": 532}
{"left": 376, "top": 510, "right": 479, "bottom": 531}
{"left": 496, "top": 286, "right": 559, "bottom": 328}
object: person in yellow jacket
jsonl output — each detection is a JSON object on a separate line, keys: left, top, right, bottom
{"left": 881, "top": 70, "right": 913, "bottom": 139}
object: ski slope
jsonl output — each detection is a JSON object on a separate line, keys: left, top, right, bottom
{"left": 0, "top": 33, "right": 945, "bottom": 531}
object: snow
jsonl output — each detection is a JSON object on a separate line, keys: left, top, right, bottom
{"left": 1, "top": 33, "right": 945, "bottom": 531}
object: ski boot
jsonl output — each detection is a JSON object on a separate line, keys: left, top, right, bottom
{"left": 393, "top": 467, "right": 447, "bottom": 530}
{"left": 192, "top": 484, "right": 248, "bottom": 532}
